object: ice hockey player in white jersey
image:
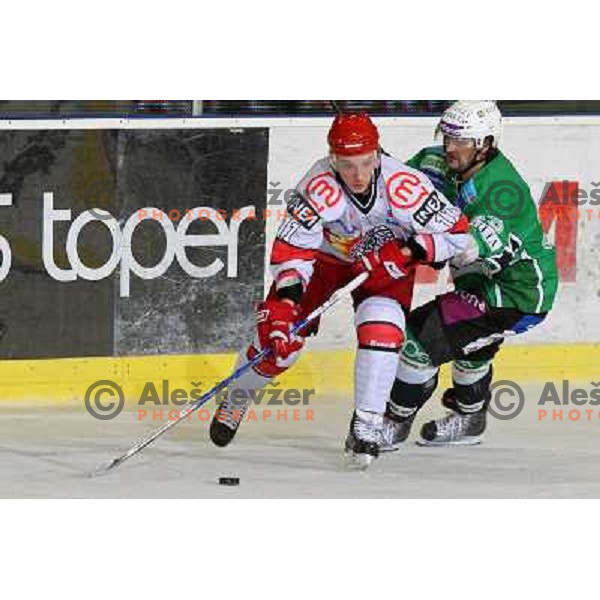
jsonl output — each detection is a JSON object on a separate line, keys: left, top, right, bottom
{"left": 210, "top": 112, "right": 472, "bottom": 468}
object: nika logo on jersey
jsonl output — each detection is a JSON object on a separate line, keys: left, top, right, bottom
{"left": 412, "top": 191, "right": 449, "bottom": 226}
{"left": 386, "top": 172, "right": 430, "bottom": 210}
{"left": 305, "top": 172, "right": 342, "bottom": 213}
{"left": 287, "top": 192, "right": 320, "bottom": 230}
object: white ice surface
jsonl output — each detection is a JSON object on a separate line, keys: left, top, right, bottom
{"left": 1, "top": 383, "right": 599, "bottom": 498}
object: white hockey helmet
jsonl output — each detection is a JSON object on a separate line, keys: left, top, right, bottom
{"left": 436, "top": 101, "right": 502, "bottom": 148}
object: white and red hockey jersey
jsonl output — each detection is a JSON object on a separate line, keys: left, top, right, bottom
{"left": 271, "top": 154, "right": 470, "bottom": 288}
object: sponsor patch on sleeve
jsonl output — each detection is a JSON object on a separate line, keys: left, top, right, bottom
{"left": 412, "top": 191, "right": 449, "bottom": 226}
{"left": 287, "top": 191, "right": 321, "bottom": 230}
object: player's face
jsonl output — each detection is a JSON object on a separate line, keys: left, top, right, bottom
{"left": 333, "top": 151, "right": 379, "bottom": 194}
{"left": 443, "top": 136, "right": 478, "bottom": 173}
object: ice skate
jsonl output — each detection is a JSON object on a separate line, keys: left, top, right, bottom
{"left": 380, "top": 410, "right": 416, "bottom": 452}
{"left": 209, "top": 392, "right": 253, "bottom": 447}
{"left": 417, "top": 389, "right": 487, "bottom": 446}
{"left": 344, "top": 409, "right": 384, "bottom": 470}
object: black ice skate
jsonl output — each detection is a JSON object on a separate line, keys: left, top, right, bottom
{"left": 380, "top": 409, "right": 416, "bottom": 452}
{"left": 344, "top": 409, "right": 383, "bottom": 470}
{"left": 417, "top": 389, "right": 487, "bottom": 447}
{"left": 209, "top": 392, "right": 252, "bottom": 447}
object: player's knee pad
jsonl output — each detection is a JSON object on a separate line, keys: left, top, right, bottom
{"left": 388, "top": 372, "right": 439, "bottom": 419}
{"left": 450, "top": 361, "right": 493, "bottom": 414}
{"left": 355, "top": 296, "right": 405, "bottom": 352}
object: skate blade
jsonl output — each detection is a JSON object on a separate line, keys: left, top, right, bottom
{"left": 343, "top": 450, "right": 374, "bottom": 471}
{"left": 416, "top": 436, "right": 482, "bottom": 447}
{"left": 379, "top": 445, "right": 401, "bottom": 454}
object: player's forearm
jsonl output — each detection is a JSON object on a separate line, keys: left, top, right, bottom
{"left": 408, "top": 230, "right": 473, "bottom": 265}
{"left": 272, "top": 266, "right": 308, "bottom": 303}
{"left": 269, "top": 238, "right": 317, "bottom": 303}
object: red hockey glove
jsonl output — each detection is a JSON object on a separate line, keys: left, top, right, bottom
{"left": 353, "top": 239, "right": 415, "bottom": 292}
{"left": 256, "top": 298, "right": 304, "bottom": 360}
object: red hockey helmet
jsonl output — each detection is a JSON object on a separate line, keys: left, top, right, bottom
{"left": 328, "top": 113, "right": 380, "bottom": 156}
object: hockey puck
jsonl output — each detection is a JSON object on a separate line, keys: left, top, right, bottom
{"left": 219, "top": 477, "right": 240, "bottom": 486}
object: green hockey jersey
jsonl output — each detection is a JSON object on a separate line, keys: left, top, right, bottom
{"left": 407, "top": 146, "right": 558, "bottom": 314}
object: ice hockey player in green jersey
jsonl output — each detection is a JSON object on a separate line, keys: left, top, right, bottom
{"left": 381, "top": 100, "right": 558, "bottom": 448}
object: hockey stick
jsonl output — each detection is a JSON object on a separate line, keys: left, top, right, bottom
{"left": 330, "top": 100, "right": 343, "bottom": 115}
{"left": 92, "top": 271, "right": 369, "bottom": 476}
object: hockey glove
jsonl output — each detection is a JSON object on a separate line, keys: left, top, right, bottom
{"left": 256, "top": 298, "right": 304, "bottom": 360}
{"left": 353, "top": 239, "right": 414, "bottom": 292}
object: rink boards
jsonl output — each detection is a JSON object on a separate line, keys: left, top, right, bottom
{"left": 0, "top": 343, "right": 597, "bottom": 404}
{"left": 0, "top": 116, "right": 597, "bottom": 401}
